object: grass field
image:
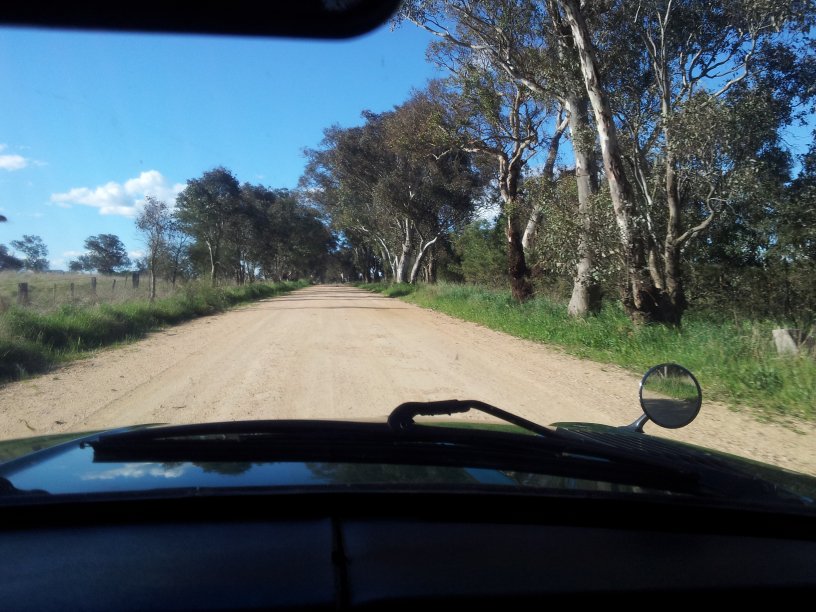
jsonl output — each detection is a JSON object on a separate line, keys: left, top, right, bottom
{"left": 358, "top": 282, "right": 816, "bottom": 422}
{"left": 0, "top": 271, "right": 178, "bottom": 312}
{"left": 0, "top": 275, "right": 307, "bottom": 382}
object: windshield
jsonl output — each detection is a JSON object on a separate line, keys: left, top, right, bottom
{"left": 0, "top": 1, "right": 814, "bottom": 501}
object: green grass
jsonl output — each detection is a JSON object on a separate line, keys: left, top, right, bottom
{"left": 0, "top": 280, "right": 307, "bottom": 382}
{"left": 358, "top": 282, "right": 816, "bottom": 422}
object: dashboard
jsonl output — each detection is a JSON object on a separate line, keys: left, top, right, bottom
{"left": 1, "top": 490, "right": 814, "bottom": 609}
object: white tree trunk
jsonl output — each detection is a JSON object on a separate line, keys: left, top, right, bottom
{"left": 408, "top": 235, "right": 441, "bottom": 284}
{"left": 564, "top": 95, "right": 601, "bottom": 316}
{"left": 394, "top": 219, "right": 412, "bottom": 283}
{"left": 521, "top": 207, "right": 543, "bottom": 252}
{"left": 206, "top": 239, "right": 217, "bottom": 286}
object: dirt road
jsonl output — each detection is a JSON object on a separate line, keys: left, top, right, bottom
{"left": 1, "top": 285, "right": 814, "bottom": 475}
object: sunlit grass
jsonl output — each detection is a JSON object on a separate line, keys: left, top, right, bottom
{"left": 0, "top": 280, "right": 307, "bottom": 382}
{"left": 359, "top": 282, "right": 816, "bottom": 422}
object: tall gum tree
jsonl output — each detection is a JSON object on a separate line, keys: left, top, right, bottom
{"left": 382, "top": 91, "right": 483, "bottom": 284}
{"left": 558, "top": 0, "right": 665, "bottom": 324}
{"left": 430, "top": 75, "right": 546, "bottom": 301}
{"left": 9, "top": 235, "right": 49, "bottom": 272}
{"left": 559, "top": 0, "right": 814, "bottom": 324}
{"left": 402, "top": 0, "right": 603, "bottom": 312}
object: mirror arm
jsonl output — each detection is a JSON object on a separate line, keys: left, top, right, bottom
{"left": 622, "top": 414, "right": 649, "bottom": 433}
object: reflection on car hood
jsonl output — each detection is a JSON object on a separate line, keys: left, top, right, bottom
{"left": 0, "top": 420, "right": 814, "bottom": 509}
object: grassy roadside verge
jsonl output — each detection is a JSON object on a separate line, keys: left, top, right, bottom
{"left": 358, "top": 282, "right": 816, "bottom": 423}
{"left": 0, "top": 280, "right": 307, "bottom": 382}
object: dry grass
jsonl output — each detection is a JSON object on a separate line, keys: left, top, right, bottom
{"left": 0, "top": 271, "right": 181, "bottom": 313}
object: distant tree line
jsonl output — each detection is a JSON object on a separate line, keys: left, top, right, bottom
{"left": 131, "top": 167, "right": 334, "bottom": 299}
{"left": 1, "top": 168, "right": 335, "bottom": 303}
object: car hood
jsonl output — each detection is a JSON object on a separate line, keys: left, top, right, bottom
{"left": 553, "top": 422, "right": 816, "bottom": 504}
{"left": 0, "top": 419, "right": 814, "bottom": 510}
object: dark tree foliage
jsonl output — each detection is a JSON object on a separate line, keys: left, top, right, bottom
{"left": 69, "top": 234, "right": 131, "bottom": 274}
{"left": 10, "top": 235, "right": 49, "bottom": 271}
{"left": 175, "top": 167, "right": 242, "bottom": 285}
{"left": 0, "top": 245, "right": 24, "bottom": 271}
{"left": 451, "top": 218, "right": 508, "bottom": 287}
{"left": 302, "top": 95, "right": 483, "bottom": 285}
{"left": 241, "top": 185, "right": 335, "bottom": 282}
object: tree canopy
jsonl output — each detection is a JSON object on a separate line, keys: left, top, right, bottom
{"left": 10, "top": 235, "right": 49, "bottom": 271}
{"left": 69, "top": 234, "right": 131, "bottom": 274}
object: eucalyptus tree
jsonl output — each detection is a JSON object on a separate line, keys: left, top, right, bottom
{"left": 241, "top": 185, "right": 334, "bottom": 281}
{"left": 381, "top": 89, "right": 483, "bottom": 284}
{"left": 135, "top": 196, "right": 172, "bottom": 300}
{"left": 222, "top": 190, "right": 259, "bottom": 284}
{"left": 401, "top": 0, "right": 602, "bottom": 311}
{"left": 557, "top": 0, "right": 814, "bottom": 324}
{"left": 302, "top": 114, "right": 403, "bottom": 280}
{"left": 175, "top": 167, "right": 241, "bottom": 285}
{"left": 69, "top": 234, "right": 131, "bottom": 274}
{"left": 281, "top": 200, "right": 335, "bottom": 281}
{"left": 10, "top": 235, "right": 49, "bottom": 271}
{"left": 160, "top": 219, "right": 191, "bottom": 288}
{"left": 426, "top": 74, "right": 549, "bottom": 301}
{"left": 302, "top": 97, "right": 481, "bottom": 285}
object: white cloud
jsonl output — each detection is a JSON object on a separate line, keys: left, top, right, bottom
{"left": 81, "top": 462, "right": 186, "bottom": 481}
{"left": 62, "top": 250, "right": 86, "bottom": 258}
{"left": 129, "top": 250, "right": 145, "bottom": 258}
{"left": 0, "top": 144, "right": 34, "bottom": 171}
{"left": 50, "top": 170, "right": 184, "bottom": 218}
{"left": 0, "top": 154, "right": 29, "bottom": 171}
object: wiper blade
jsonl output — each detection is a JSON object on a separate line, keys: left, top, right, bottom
{"left": 388, "top": 399, "right": 555, "bottom": 437}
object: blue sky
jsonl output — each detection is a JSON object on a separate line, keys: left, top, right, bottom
{"left": 0, "top": 23, "right": 443, "bottom": 269}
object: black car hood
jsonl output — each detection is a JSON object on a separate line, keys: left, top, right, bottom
{"left": 0, "top": 419, "right": 814, "bottom": 511}
{"left": 554, "top": 422, "right": 816, "bottom": 505}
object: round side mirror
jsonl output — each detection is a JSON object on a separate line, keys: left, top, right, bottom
{"left": 639, "top": 363, "right": 702, "bottom": 429}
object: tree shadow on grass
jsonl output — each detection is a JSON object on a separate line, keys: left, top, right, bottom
{"left": 385, "top": 287, "right": 415, "bottom": 298}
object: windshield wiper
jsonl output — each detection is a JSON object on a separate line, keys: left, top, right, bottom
{"left": 388, "top": 399, "right": 554, "bottom": 437}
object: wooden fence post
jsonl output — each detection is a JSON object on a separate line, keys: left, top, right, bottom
{"left": 112, "top": 279, "right": 117, "bottom": 293}
{"left": 90, "top": 276, "right": 97, "bottom": 297}
{"left": 53, "top": 283, "right": 57, "bottom": 305}
{"left": 132, "top": 272, "right": 140, "bottom": 289}
{"left": 70, "top": 282, "right": 75, "bottom": 301}
{"left": 17, "top": 282, "right": 29, "bottom": 306}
